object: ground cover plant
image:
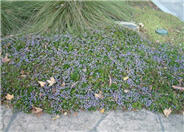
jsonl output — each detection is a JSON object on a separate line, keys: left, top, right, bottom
{"left": 1, "top": 26, "right": 184, "bottom": 114}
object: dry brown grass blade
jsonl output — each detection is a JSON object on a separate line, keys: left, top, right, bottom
{"left": 172, "top": 85, "right": 184, "bottom": 91}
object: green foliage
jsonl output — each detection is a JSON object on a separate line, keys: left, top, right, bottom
{"left": 2, "top": 27, "right": 184, "bottom": 113}
{"left": 128, "top": 2, "right": 184, "bottom": 45}
{"left": 28, "top": 1, "right": 134, "bottom": 34}
{"left": 1, "top": 1, "right": 42, "bottom": 36}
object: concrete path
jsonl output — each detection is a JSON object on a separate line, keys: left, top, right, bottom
{"left": 1, "top": 105, "right": 184, "bottom": 132}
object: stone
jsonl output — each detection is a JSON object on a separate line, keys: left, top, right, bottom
{"left": 155, "top": 29, "right": 168, "bottom": 35}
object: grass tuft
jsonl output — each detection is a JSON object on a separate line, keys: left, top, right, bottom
{"left": 1, "top": 1, "right": 43, "bottom": 36}
{"left": 27, "top": 1, "right": 134, "bottom": 34}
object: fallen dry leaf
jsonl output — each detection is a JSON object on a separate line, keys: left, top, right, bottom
{"left": 156, "top": 40, "right": 160, "bottom": 43}
{"left": 64, "top": 112, "right": 67, "bottom": 116}
{"left": 178, "top": 79, "right": 183, "bottom": 86}
{"left": 5, "top": 94, "right": 14, "bottom": 101}
{"left": 20, "top": 70, "right": 25, "bottom": 75}
{"left": 61, "top": 82, "right": 65, "bottom": 87}
{"left": 52, "top": 88, "right": 56, "bottom": 94}
{"left": 100, "top": 108, "right": 105, "bottom": 113}
{"left": 82, "top": 68, "right": 87, "bottom": 72}
{"left": 38, "top": 81, "right": 46, "bottom": 87}
{"left": 39, "top": 93, "right": 43, "bottom": 97}
{"left": 114, "top": 95, "right": 118, "bottom": 102}
{"left": 124, "top": 89, "right": 129, "bottom": 93}
{"left": 138, "top": 23, "right": 144, "bottom": 28}
{"left": 172, "top": 85, "right": 184, "bottom": 91}
{"left": 2, "top": 53, "right": 10, "bottom": 63}
{"left": 21, "top": 75, "right": 27, "bottom": 78}
{"left": 71, "top": 82, "right": 78, "bottom": 88}
{"left": 163, "top": 108, "right": 172, "bottom": 117}
{"left": 138, "top": 23, "right": 144, "bottom": 32}
{"left": 109, "top": 75, "right": 112, "bottom": 86}
{"left": 20, "top": 70, "right": 27, "bottom": 78}
{"left": 123, "top": 76, "right": 129, "bottom": 81}
{"left": 32, "top": 106, "right": 43, "bottom": 114}
{"left": 44, "top": 43, "right": 48, "bottom": 49}
{"left": 95, "top": 91, "right": 103, "bottom": 99}
{"left": 52, "top": 115, "right": 60, "bottom": 120}
{"left": 6, "top": 43, "right": 11, "bottom": 47}
{"left": 47, "top": 77, "right": 56, "bottom": 86}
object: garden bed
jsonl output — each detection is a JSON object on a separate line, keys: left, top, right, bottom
{"left": 1, "top": 27, "right": 184, "bottom": 114}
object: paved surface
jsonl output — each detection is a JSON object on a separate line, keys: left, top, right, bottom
{"left": 151, "top": 0, "right": 184, "bottom": 21}
{"left": 0, "top": 105, "right": 184, "bottom": 132}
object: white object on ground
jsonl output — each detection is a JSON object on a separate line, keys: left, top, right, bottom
{"left": 115, "top": 21, "right": 138, "bottom": 30}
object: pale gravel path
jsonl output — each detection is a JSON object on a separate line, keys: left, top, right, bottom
{"left": 0, "top": 105, "right": 184, "bottom": 132}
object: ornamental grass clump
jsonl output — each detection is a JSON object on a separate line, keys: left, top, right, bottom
{"left": 1, "top": 1, "right": 42, "bottom": 36}
{"left": 28, "top": 1, "right": 134, "bottom": 34}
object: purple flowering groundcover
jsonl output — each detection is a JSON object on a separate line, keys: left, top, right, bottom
{"left": 1, "top": 28, "right": 184, "bottom": 114}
